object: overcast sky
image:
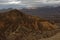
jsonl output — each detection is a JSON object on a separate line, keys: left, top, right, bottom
{"left": 0, "top": 0, "right": 60, "bottom": 9}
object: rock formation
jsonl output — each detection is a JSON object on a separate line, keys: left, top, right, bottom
{"left": 0, "top": 9, "right": 59, "bottom": 40}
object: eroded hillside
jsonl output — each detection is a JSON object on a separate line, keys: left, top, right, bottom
{"left": 0, "top": 9, "right": 59, "bottom": 40}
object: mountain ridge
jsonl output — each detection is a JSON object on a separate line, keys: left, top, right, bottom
{"left": 0, "top": 9, "right": 59, "bottom": 40}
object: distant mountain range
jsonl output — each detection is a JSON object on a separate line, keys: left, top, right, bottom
{"left": 21, "top": 6, "right": 60, "bottom": 23}
{"left": 0, "top": 6, "right": 60, "bottom": 23}
{"left": 0, "top": 9, "right": 59, "bottom": 40}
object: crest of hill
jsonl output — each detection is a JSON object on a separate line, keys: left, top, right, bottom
{"left": 0, "top": 9, "right": 59, "bottom": 40}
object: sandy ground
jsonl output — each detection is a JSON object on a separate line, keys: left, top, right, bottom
{"left": 39, "top": 32, "right": 60, "bottom": 40}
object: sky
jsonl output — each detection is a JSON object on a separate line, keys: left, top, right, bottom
{"left": 0, "top": 0, "right": 60, "bottom": 9}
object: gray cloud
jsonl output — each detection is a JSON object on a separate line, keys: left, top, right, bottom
{"left": 0, "top": 0, "right": 60, "bottom": 9}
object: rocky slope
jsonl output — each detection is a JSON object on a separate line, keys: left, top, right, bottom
{"left": 0, "top": 9, "right": 59, "bottom": 40}
{"left": 39, "top": 32, "right": 60, "bottom": 40}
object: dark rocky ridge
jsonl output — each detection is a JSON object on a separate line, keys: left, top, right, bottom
{"left": 0, "top": 9, "right": 59, "bottom": 40}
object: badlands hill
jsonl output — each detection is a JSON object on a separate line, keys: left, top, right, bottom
{"left": 0, "top": 9, "right": 59, "bottom": 40}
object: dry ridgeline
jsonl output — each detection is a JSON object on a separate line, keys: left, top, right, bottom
{"left": 0, "top": 9, "right": 59, "bottom": 40}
